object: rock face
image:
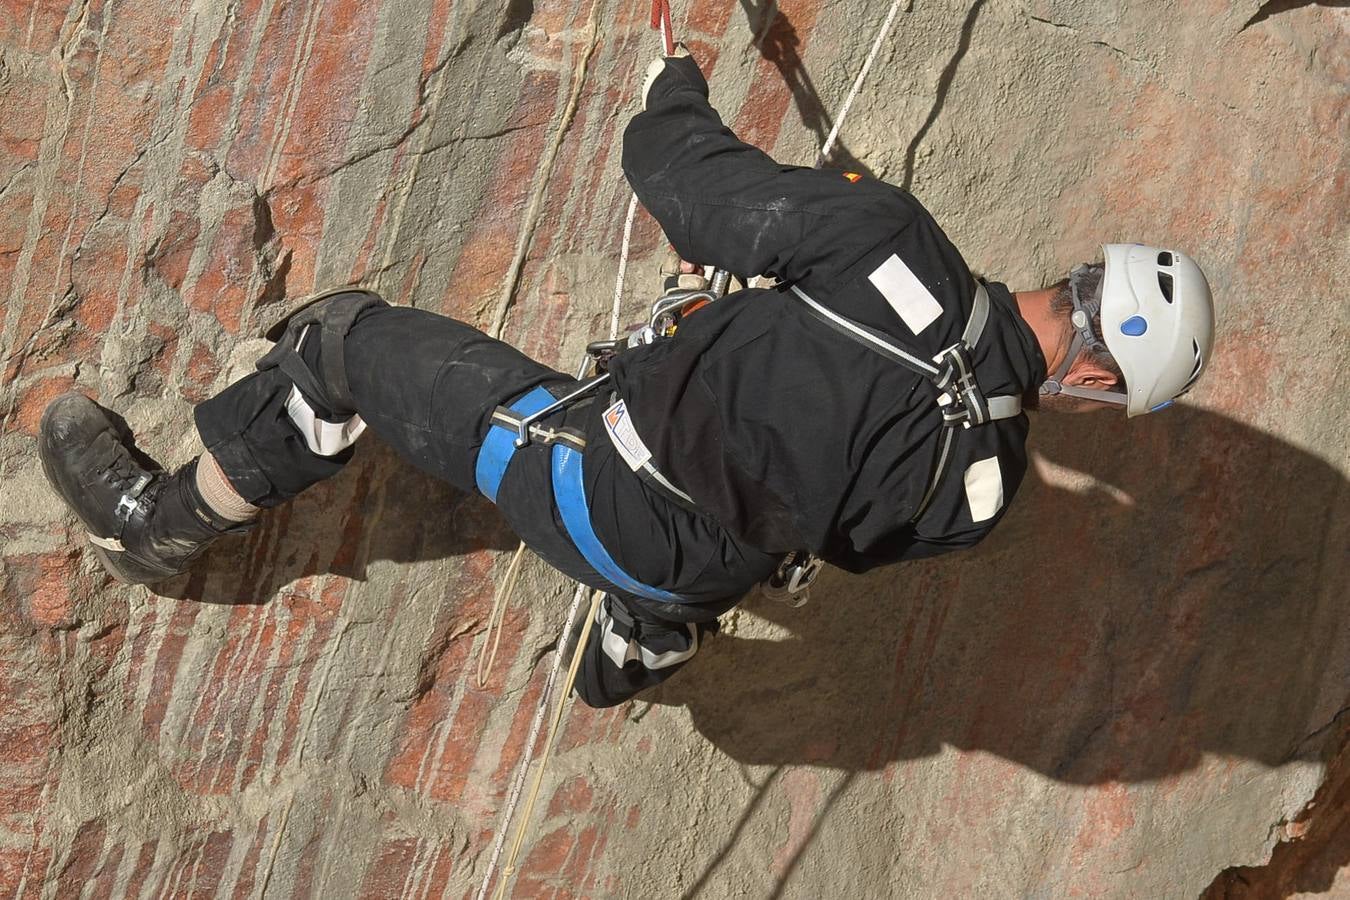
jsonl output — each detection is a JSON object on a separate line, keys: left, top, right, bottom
{"left": 1, "top": 0, "right": 1346, "bottom": 896}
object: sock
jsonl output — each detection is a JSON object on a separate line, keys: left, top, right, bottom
{"left": 194, "top": 450, "right": 261, "bottom": 523}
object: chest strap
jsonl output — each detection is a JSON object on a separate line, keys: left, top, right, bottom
{"left": 789, "top": 282, "right": 1022, "bottom": 428}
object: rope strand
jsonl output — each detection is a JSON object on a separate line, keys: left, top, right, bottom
{"left": 816, "top": 0, "right": 905, "bottom": 168}
{"left": 490, "top": 589, "right": 605, "bottom": 900}
{"left": 475, "top": 543, "right": 529, "bottom": 688}
{"left": 475, "top": 582, "right": 592, "bottom": 900}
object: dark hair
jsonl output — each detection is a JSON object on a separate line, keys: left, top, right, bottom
{"left": 1049, "top": 265, "right": 1125, "bottom": 390}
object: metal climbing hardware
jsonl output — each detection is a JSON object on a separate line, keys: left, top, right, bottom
{"left": 489, "top": 405, "right": 587, "bottom": 453}
{"left": 585, "top": 286, "right": 720, "bottom": 371}
{"left": 506, "top": 374, "right": 610, "bottom": 449}
{"left": 761, "top": 551, "right": 824, "bottom": 607}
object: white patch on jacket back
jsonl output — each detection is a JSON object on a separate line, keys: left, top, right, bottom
{"left": 964, "top": 456, "right": 1004, "bottom": 522}
{"left": 868, "top": 253, "right": 944, "bottom": 334}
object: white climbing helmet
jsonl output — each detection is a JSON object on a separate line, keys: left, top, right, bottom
{"left": 1041, "top": 243, "right": 1216, "bottom": 416}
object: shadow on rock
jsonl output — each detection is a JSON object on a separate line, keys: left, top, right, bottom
{"left": 655, "top": 404, "right": 1349, "bottom": 785}
{"left": 157, "top": 439, "right": 517, "bottom": 606}
{"left": 739, "top": 0, "right": 875, "bottom": 176}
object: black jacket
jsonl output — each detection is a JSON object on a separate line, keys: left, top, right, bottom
{"left": 612, "top": 56, "right": 1046, "bottom": 572}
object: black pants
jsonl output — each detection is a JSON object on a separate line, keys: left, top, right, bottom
{"left": 193, "top": 304, "right": 778, "bottom": 623}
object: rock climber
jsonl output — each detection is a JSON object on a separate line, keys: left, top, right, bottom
{"left": 38, "top": 50, "right": 1215, "bottom": 708}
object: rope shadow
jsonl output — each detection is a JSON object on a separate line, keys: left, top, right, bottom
{"left": 901, "top": 0, "right": 988, "bottom": 192}
{"left": 739, "top": 0, "right": 876, "bottom": 176}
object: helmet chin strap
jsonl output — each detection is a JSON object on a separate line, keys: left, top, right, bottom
{"left": 1038, "top": 265, "right": 1126, "bottom": 406}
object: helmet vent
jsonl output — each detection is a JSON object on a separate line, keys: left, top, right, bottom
{"left": 1183, "top": 339, "right": 1204, "bottom": 390}
{"left": 1157, "top": 271, "right": 1175, "bottom": 304}
{"left": 1157, "top": 251, "right": 1173, "bottom": 267}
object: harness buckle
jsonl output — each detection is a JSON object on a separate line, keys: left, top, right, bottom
{"left": 934, "top": 342, "right": 990, "bottom": 429}
{"left": 113, "top": 474, "right": 153, "bottom": 523}
{"left": 761, "top": 552, "right": 824, "bottom": 607}
{"left": 512, "top": 374, "right": 611, "bottom": 448}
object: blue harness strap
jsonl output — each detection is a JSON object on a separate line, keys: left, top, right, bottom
{"left": 475, "top": 386, "right": 556, "bottom": 502}
{"left": 475, "top": 387, "right": 686, "bottom": 604}
{"left": 550, "top": 443, "right": 684, "bottom": 604}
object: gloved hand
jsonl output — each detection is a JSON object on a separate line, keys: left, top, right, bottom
{"left": 641, "top": 42, "right": 692, "bottom": 109}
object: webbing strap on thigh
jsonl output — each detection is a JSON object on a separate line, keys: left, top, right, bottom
{"left": 551, "top": 444, "right": 686, "bottom": 604}
{"left": 474, "top": 387, "right": 688, "bottom": 605}
{"left": 475, "top": 387, "right": 556, "bottom": 503}
{"left": 257, "top": 289, "right": 387, "bottom": 416}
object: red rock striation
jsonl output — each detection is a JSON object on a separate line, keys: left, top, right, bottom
{"left": 0, "top": 0, "right": 1346, "bottom": 896}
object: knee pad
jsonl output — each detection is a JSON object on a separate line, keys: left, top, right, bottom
{"left": 571, "top": 594, "right": 718, "bottom": 708}
{"left": 257, "top": 288, "right": 388, "bottom": 456}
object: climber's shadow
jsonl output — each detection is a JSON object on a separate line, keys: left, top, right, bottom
{"left": 656, "top": 404, "right": 1349, "bottom": 785}
{"left": 157, "top": 440, "right": 517, "bottom": 606}
{"left": 739, "top": 0, "right": 874, "bottom": 176}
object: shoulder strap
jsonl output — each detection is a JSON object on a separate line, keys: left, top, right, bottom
{"left": 788, "top": 281, "right": 1022, "bottom": 426}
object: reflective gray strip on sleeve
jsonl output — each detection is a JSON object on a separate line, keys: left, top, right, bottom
{"left": 640, "top": 462, "right": 698, "bottom": 507}
{"left": 985, "top": 395, "right": 1023, "bottom": 419}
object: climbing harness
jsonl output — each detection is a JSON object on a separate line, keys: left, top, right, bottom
{"left": 791, "top": 282, "right": 1021, "bottom": 428}
{"left": 476, "top": 385, "right": 691, "bottom": 604}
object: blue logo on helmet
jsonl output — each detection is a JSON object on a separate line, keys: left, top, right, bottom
{"left": 1120, "top": 316, "right": 1148, "bottom": 336}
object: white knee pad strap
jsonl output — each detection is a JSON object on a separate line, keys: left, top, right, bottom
{"left": 282, "top": 324, "right": 367, "bottom": 457}
{"left": 285, "top": 386, "right": 366, "bottom": 457}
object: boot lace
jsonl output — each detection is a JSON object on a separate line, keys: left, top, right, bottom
{"left": 97, "top": 448, "right": 164, "bottom": 523}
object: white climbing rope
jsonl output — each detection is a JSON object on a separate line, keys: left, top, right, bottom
{"left": 475, "top": 58, "right": 640, "bottom": 900}
{"left": 474, "top": 582, "right": 593, "bottom": 900}
{"left": 816, "top": 0, "right": 905, "bottom": 168}
{"left": 475, "top": 542, "right": 529, "bottom": 689}
{"left": 611, "top": 194, "right": 641, "bottom": 340}
{"left": 487, "top": 587, "right": 604, "bottom": 900}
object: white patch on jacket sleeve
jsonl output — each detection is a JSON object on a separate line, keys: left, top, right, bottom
{"left": 868, "top": 253, "right": 944, "bottom": 335}
{"left": 963, "top": 456, "right": 1005, "bottom": 523}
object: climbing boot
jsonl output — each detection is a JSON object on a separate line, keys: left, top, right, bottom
{"left": 568, "top": 594, "right": 717, "bottom": 708}
{"left": 38, "top": 393, "right": 247, "bottom": 585}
